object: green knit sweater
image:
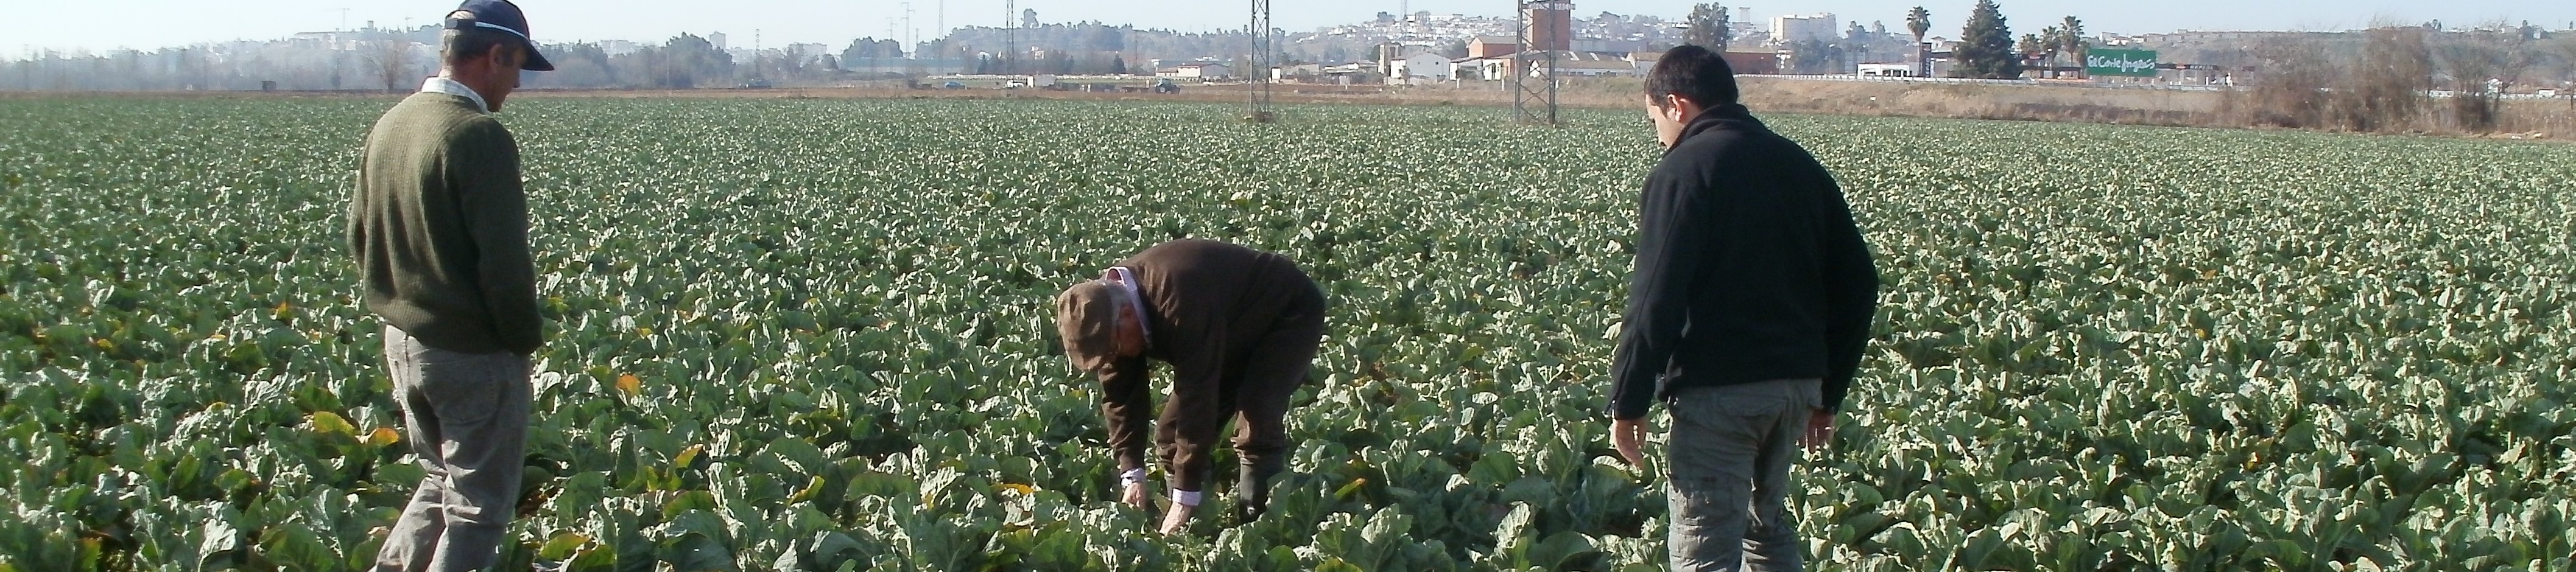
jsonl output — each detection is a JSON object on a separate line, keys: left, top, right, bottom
{"left": 347, "top": 92, "right": 543, "bottom": 355}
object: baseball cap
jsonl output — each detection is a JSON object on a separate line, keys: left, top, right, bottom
{"left": 1056, "top": 281, "right": 1121, "bottom": 372}
{"left": 445, "top": 0, "right": 555, "bottom": 71}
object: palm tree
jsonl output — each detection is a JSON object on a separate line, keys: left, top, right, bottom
{"left": 2037, "top": 26, "right": 2060, "bottom": 77}
{"left": 2022, "top": 31, "right": 2048, "bottom": 77}
{"left": 1906, "top": 6, "right": 1932, "bottom": 75}
{"left": 2057, "top": 16, "right": 2087, "bottom": 78}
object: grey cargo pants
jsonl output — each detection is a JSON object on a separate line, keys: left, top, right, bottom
{"left": 373, "top": 326, "right": 533, "bottom": 572}
{"left": 1665, "top": 378, "right": 1823, "bottom": 572}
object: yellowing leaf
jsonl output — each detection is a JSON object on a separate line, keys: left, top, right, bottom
{"left": 787, "top": 475, "right": 827, "bottom": 503}
{"left": 996, "top": 483, "right": 1036, "bottom": 496}
{"left": 365, "top": 427, "right": 402, "bottom": 447}
{"left": 538, "top": 532, "right": 591, "bottom": 560}
{"left": 616, "top": 373, "right": 642, "bottom": 395}
{"left": 635, "top": 327, "right": 653, "bottom": 337}
{"left": 307, "top": 411, "right": 356, "bottom": 436}
{"left": 674, "top": 444, "right": 704, "bottom": 469}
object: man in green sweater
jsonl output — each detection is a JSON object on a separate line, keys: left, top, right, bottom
{"left": 346, "top": 2, "right": 553, "bottom": 571}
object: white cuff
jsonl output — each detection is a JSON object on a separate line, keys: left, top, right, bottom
{"left": 1119, "top": 468, "right": 1147, "bottom": 484}
{"left": 1171, "top": 489, "right": 1203, "bottom": 506}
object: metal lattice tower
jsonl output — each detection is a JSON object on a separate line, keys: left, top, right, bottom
{"left": 1004, "top": 0, "right": 1017, "bottom": 74}
{"left": 1511, "top": 1, "right": 1561, "bottom": 125}
{"left": 1247, "top": 0, "right": 1277, "bottom": 122}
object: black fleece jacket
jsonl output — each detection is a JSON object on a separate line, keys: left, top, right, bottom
{"left": 1608, "top": 104, "right": 1880, "bottom": 420}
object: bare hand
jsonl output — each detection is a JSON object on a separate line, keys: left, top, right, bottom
{"left": 1801, "top": 410, "right": 1835, "bottom": 451}
{"left": 1158, "top": 500, "right": 1194, "bottom": 535}
{"left": 1121, "top": 481, "right": 1149, "bottom": 510}
{"left": 1611, "top": 417, "right": 1648, "bottom": 468}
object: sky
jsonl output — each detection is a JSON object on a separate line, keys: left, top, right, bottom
{"left": 5, "top": 0, "right": 2572, "bottom": 55}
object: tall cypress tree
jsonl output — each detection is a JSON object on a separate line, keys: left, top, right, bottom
{"left": 1684, "top": 3, "right": 1732, "bottom": 51}
{"left": 1952, "top": 0, "right": 2020, "bottom": 79}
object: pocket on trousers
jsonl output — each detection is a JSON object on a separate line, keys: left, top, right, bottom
{"left": 1666, "top": 480, "right": 1720, "bottom": 529}
{"left": 1675, "top": 383, "right": 1793, "bottom": 420}
{"left": 1716, "top": 391, "right": 1790, "bottom": 420}
{"left": 417, "top": 351, "right": 511, "bottom": 426}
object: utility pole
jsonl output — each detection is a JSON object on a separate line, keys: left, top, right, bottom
{"left": 904, "top": 2, "right": 915, "bottom": 58}
{"left": 1004, "top": 0, "right": 1017, "bottom": 75}
{"left": 1511, "top": 0, "right": 1561, "bottom": 125}
{"left": 1247, "top": 0, "right": 1275, "bottom": 122}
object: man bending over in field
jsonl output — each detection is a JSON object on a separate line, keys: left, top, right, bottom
{"left": 1055, "top": 239, "right": 1328, "bottom": 535}
{"left": 347, "top": 1, "right": 554, "bottom": 570}
{"left": 1607, "top": 44, "right": 1881, "bottom": 571}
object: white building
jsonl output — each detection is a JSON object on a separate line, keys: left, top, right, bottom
{"left": 1387, "top": 51, "right": 1455, "bottom": 84}
{"left": 1771, "top": 13, "right": 1838, "bottom": 44}
{"left": 1552, "top": 51, "right": 1644, "bottom": 77}
{"left": 787, "top": 43, "right": 832, "bottom": 63}
{"left": 1857, "top": 63, "right": 1915, "bottom": 76}
{"left": 1160, "top": 63, "right": 1232, "bottom": 80}
{"left": 1465, "top": 51, "right": 1647, "bottom": 80}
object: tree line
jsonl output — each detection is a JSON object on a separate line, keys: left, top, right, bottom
{"left": 1673, "top": 0, "right": 2576, "bottom": 93}
{"left": 0, "top": 23, "right": 1227, "bottom": 92}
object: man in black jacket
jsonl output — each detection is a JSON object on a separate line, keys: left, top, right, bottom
{"left": 1607, "top": 44, "right": 1879, "bottom": 571}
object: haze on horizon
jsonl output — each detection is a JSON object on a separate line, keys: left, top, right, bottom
{"left": 8, "top": 0, "right": 2571, "bottom": 56}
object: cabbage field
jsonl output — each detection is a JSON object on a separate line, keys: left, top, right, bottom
{"left": 1, "top": 96, "right": 2572, "bottom": 571}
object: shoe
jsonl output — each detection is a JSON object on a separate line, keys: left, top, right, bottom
{"left": 1231, "top": 458, "right": 1284, "bottom": 522}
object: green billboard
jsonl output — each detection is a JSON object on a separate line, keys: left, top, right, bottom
{"left": 2085, "top": 48, "right": 2160, "bottom": 77}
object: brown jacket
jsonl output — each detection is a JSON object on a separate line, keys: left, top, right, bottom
{"left": 1093, "top": 240, "right": 1323, "bottom": 490}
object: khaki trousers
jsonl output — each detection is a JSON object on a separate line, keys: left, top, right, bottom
{"left": 373, "top": 326, "right": 532, "bottom": 572}
{"left": 1664, "top": 378, "right": 1821, "bottom": 572}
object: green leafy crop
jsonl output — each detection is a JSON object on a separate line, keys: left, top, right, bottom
{"left": 0, "top": 96, "right": 2570, "bottom": 571}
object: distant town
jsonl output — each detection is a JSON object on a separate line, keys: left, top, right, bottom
{"left": 4, "top": 2, "right": 2572, "bottom": 97}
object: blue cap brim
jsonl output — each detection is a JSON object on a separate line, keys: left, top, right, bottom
{"left": 522, "top": 44, "right": 554, "bottom": 71}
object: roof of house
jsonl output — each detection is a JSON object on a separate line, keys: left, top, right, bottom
{"left": 1557, "top": 58, "right": 1641, "bottom": 71}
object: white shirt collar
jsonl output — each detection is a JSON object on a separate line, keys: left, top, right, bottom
{"left": 420, "top": 77, "right": 490, "bottom": 113}
{"left": 1107, "top": 267, "right": 1153, "bottom": 348}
